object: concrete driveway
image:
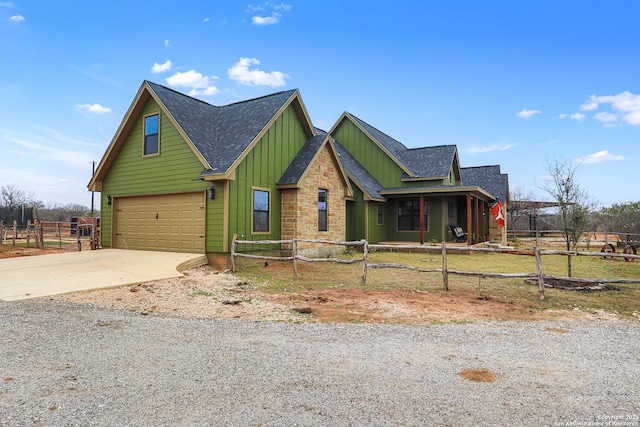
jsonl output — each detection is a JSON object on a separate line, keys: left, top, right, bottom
{"left": 0, "top": 249, "right": 207, "bottom": 301}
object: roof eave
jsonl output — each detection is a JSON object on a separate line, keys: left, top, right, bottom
{"left": 87, "top": 81, "right": 213, "bottom": 192}
{"left": 329, "top": 112, "right": 415, "bottom": 177}
{"left": 379, "top": 185, "right": 495, "bottom": 200}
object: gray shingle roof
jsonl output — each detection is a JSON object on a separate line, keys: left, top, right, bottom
{"left": 277, "top": 132, "right": 327, "bottom": 186}
{"left": 396, "top": 145, "right": 456, "bottom": 179}
{"left": 146, "top": 81, "right": 298, "bottom": 174}
{"left": 348, "top": 113, "right": 407, "bottom": 155}
{"left": 347, "top": 114, "right": 456, "bottom": 179}
{"left": 461, "top": 165, "right": 509, "bottom": 202}
{"left": 333, "top": 140, "right": 384, "bottom": 200}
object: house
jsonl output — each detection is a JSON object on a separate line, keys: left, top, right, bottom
{"left": 330, "top": 113, "right": 509, "bottom": 245}
{"left": 89, "top": 81, "right": 508, "bottom": 266}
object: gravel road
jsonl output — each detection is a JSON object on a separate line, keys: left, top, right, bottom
{"left": 1, "top": 299, "right": 639, "bottom": 426}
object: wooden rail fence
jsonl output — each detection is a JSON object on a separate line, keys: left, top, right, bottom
{"left": 231, "top": 234, "right": 640, "bottom": 301}
{"left": 0, "top": 219, "right": 99, "bottom": 251}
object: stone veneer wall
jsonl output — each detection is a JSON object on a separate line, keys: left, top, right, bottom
{"left": 281, "top": 144, "right": 347, "bottom": 256}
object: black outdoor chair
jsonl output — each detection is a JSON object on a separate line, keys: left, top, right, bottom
{"left": 449, "top": 225, "right": 468, "bottom": 243}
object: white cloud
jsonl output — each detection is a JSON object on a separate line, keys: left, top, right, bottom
{"left": 252, "top": 13, "right": 281, "bottom": 25}
{"left": 580, "top": 95, "right": 599, "bottom": 111}
{"left": 516, "top": 108, "right": 541, "bottom": 119}
{"left": 273, "top": 3, "right": 292, "bottom": 11}
{"left": 467, "top": 143, "right": 516, "bottom": 154}
{"left": 9, "top": 14, "right": 24, "bottom": 22}
{"left": 576, "top": 150, "right": 626, "bottom": 165}
{"left": 249, "top": 2, "right": 291, "bottom": 25}
{"left": 151, "top": 60, "right": 172, "bottom": 73}
{"left": 203, "top": 17, "right": 210, "bottom": 23}
{"left": 558, "top": 113, "right": 567, "bottom": 119}
{"left": 570, "top": 113, "right": 586, "bottom": 122}
{"left": 76, "top": 104, "right": 111, "bottom": 114}
{"left": 593, "top": 111, "right": 617, "bottom": 123}
{"left": 166, "top": 70, "right": 219, "bottom": 97}
{"left": 164, "top": 39, "right": 170, "bottom": 47}
{"left": 228, "top": 57, "right": 288, "bottom": 87}
{"left": 0, "top": 2, "right": 14, "bottom": 7}
{"left": 578, "top": 91, "right": 640, "bottom": 127}
{"left": 1, "top": 129, "right": 96, "bottom": 168}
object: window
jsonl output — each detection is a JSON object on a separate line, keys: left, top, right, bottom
{"left": 318, "top": 189, "right": 328, "bottom": 231}
{"left": 252, "top": 189, "right": 270, "bottom": 233}
{"left": 144, "top": 114, "right": 159, "bottom": 156}
{"left": 377, "top": 203, "right": 384, "bottom": 225}
{"left": 397, "top": 199, "right": 428, "bottom": 231}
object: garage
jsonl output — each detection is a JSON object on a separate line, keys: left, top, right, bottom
{"left": 113, "top": 192, "right": 206, "bottom": 253}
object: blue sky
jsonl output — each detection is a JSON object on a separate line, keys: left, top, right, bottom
{"left": 1, "top": 0, "right": 638, "bottom": 209}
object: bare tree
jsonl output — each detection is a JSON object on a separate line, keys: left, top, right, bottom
{"left": 507, "top": 185, "right": 537, "bottom": 232}
{"left": 598, "top": 201, "right": 640, "bottom": 245}
{"left": 541, "top": 159, "right": 596, "bottom": 276}
{"left": 0, "top": 184, "right": 36, "bottom": 208}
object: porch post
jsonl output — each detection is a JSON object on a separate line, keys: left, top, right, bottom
{"left": 466, "top": 195, "right": 472, "bottom": 246}
{"left": 474, "top": 197, "right": 479, "bottom": 244}
{"left": 480, "top": 201, "right": 486, "bottom": 242}
{"left": 419, "top": 195, "right": 425, "bottom": 245}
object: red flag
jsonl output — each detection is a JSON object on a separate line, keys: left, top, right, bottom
{"left": 490, "top": 201, "right": 505, "bottom": 228}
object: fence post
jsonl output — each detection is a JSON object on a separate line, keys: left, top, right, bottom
{"left": 292, "top": 238, "right": 298, "bottom": 281}
{"left": 26, "top": 220, "right": 32, "bottom": 248}
{"left": 231, "top": 234, "right": 237, "bottom": 273}
{"left": 442, "top": 241, "right": 449, "bottom": 291}
{"left": 0, "top": 221, "right": 3, "bottom": 244}
{"left": 39, "top": 220, "right": 44, "bottom": 248}
{"left": 534, "top": 245, "right": 545, "bottom": 301}
{"left": 361, "top": 239, "right": 368, "bottom": 285}
{"left": 90, "top": 219, "right": 97, "bottom": 250}
{"left": 12, "top": 220, "right": 17, "bottom": 246}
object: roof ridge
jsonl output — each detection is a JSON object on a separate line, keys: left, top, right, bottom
{"left": 347, "top": 113, "right": 408, "bottom": 151}
{"left": 225, "top": 89, "right": 297, "bottom": 107}
{"left": 403, "top": 144, "right": 456, "bottom": 151}
{"left": 145, "top": 80, "right": 215, "bottom": 108}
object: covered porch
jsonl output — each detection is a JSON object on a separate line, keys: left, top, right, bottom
{"left": 378, "top": 186, "right": 496, "bottom": 246}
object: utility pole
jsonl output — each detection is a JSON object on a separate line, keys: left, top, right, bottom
{"left": 90, "top": 161, "right": 95, "bottom": 215}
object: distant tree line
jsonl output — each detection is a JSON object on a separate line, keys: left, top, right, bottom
{"left": 0, "top": 184, "right": 95, "bottom": 222}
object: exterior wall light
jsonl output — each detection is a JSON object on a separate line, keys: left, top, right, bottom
{"left": 107, "top": 195, "right": 112, "bottom": 205}
{"left": 208, "top": 186, "right": 215, "bottom": 200}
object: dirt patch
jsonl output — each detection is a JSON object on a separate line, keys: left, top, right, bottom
{"left": 263, "top": 287, "right": 603, "bottom": 323}
{"left": 458, "top": 368, "right": 497, "bottom": 382}
{"left": 0, "top": 244, "right": 68, "bottom": 259}
{"left": 545, "top": 327, "right": 569, "bottom": 334}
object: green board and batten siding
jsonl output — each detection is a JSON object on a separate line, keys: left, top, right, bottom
{"left": 101, "top": 98, "right": 224, "bottom": 251}
{"left": 227, "top": 104, "right": 309, "bottom": 249}
{"left": 332, "top": 120, "right": 406, "bottom": 188}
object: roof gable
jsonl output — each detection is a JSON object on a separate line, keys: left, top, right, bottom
{"left": 277, "top": 132, "right": 353, "bottom": 197}
{"left": 329, "top": 112, "right": 413, "bottom": 177}
{"left": 90, "top": 81, "right": 314, "bottom": 190}
{"left": 397, "top": 145, "right": 459, "bottom": 180}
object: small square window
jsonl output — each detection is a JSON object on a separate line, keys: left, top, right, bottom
{"left": 144, "top": 114, "right": 159, "bottom": 156}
